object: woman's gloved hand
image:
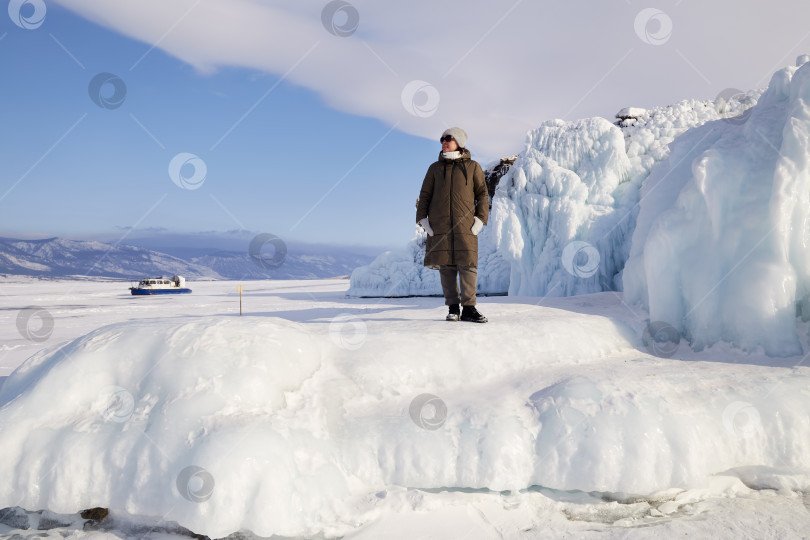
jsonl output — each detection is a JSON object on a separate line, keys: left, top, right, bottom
{"left": 471, "top": 216, "right": 484, "bottom": 236}
{"left": 419, "top": 217, "right": 434, "bottom": 236}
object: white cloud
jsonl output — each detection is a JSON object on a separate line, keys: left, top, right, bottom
{"left": 53, "top": 0, "right": 810, "bottom": 159}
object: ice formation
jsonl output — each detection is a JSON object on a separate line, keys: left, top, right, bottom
{"left": 478, "top": 89, "right": 761, "bottom": 298}
{"left": 624, "top": 59, "right": 810, "bottom": 356}
{"left": 349, "top": 85, "right": 760, "bottom": 302}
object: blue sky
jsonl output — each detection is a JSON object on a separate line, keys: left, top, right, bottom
{"left": 1, "top": 3, "right": 435, "bottom": 251}
{"left": 3, "top": 0, "right": 810, "bottom": 252}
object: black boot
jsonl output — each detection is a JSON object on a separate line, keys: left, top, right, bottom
{"left": 446, "top": 304, "right": 460, "bottom": 321}
{"left": 460, "top": 305, "right": 487, "bottom": 323}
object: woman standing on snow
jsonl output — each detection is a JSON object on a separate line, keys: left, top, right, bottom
{"left": 416, "top": 127, "right": 489, "bottom": 323}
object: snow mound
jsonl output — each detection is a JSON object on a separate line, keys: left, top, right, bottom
{"left": 4, "top": 304, "right": 810, "bottom": 537}
{"left": 529, "top": 371, "right": 810, "bottom": 494}
{"left": 623, "top": 60, "right": 810, "bottom": 355}
{"left": 0, "top": 317, "right": 325, "bottom": 538}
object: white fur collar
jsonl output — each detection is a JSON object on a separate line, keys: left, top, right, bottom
{"left": 442, "top": 151, "right": 461, "bottom": 160}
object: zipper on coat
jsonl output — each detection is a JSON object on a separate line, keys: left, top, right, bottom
{"left": 448, "top": 162, "right": 455, "bottom": 264}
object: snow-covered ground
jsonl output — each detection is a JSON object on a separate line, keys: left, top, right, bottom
{"left": 3, "top": 277, "right": 810, "bottom": 539}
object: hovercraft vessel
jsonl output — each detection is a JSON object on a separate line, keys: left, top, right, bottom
{"left": 130, "top": 275, "right": 192, "bottom": 295}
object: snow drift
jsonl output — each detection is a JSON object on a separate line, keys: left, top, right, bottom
{"left": 3, "top": 307, "right": 810, "bottom": 537}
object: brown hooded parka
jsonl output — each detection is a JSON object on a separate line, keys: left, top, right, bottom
{"left": 416, "top": 148, "right": 489, "bottom": 269}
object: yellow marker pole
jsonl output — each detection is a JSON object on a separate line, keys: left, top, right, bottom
{"left": 238, "top": 285, "right": 242, "bottom": 316}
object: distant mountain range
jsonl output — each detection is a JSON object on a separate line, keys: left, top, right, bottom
{"left": 0, "top": 237, "right": 376, "bottom": 280}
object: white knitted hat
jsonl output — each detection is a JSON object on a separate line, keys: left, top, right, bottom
{"left": 441, "top": 127, "right": 468, "bottom": 148}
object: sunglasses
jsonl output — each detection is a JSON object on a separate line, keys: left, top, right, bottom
{"left": 440, "top": 135, "right": 454, "bottom": 143}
